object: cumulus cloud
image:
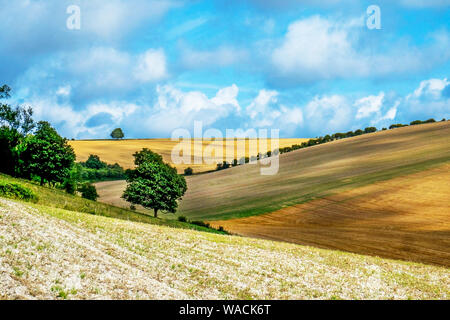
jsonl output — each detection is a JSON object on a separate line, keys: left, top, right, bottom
{"left": 139, "top": 84, "right": 241, "bottom": 136}
{"left": 355, "top": 92, "right": 385, "bottom": 119}
{"left": 134, "top": 49, "right": 168, "bottom": 82}
{"left": 303, "top": 95, "right": 353, "bottom": 134}
{"left": 270, "top": 15, "right": 450, "bottom": 84}
{"left": 400, "top": 78, "right": 450, "bottom": 120}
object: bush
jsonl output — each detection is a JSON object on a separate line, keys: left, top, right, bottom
{"left": 184, "top": 167, "right": 193, "bottom": 176}
{"left": 63, "top": 179, "right": 77, "bottom": 195}
{"left": 178, "top": 215, "right": 187, "bottom": 222}
{"left": 0, "top": 181, "right": 38, "bottom": 202}
{"left": 190, "top": 220, "right": 211, "bottom": 228}
{"left": 78, "top": 183, "right": 99, "bottom": 201}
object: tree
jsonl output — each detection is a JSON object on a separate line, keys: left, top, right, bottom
{"left": 122, "top": 149, "right": 187, "bottom": 218}
{"left": 133, "top": 148, "right": 163, "bottom": 166}
{"left": 184, "top": 167, "right": 193, "bottom": 176}
{"left": 110, "top": 128, "right": 124, "bottom": 140}
{"left": 83, "top": 154, "right": 106, "bottom": 169}
{"left": 0, "top": 85, "right": 35, "bottom": 176}
{"left": 20, "top": 121, "right": 75, "bottom": 186}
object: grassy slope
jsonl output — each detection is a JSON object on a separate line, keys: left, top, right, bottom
{"left": 0, "top": 174, "right": 226, "bottom": 235}
{"left": 178, "top": 122, "right": 450, "bottom": 220}
{"left": 0, "top": 198, "right": 448, "bottom": 299}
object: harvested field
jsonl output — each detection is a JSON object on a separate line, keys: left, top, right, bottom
{"left": 210, "top": 164, "right": 450, "bottom": 267}
{"left": 178, "top": 122, "right": 450, "bottom": 220}
{"left": 70, "top": 138, "right": 308, "bottom": 173}
{"left": 0, "top": 198, "right": 448, "bottom": 299}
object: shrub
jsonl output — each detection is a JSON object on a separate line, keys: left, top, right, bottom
{"left": 78, "top": 183, "right": 99, "bottom": 201}
{"left": 190, "top": 220, "right": 211, "bottom": 228}
{"left": 184, "top": 167, "right": 193, "bottom": 176}
{"left": 63, "top": 179, "right": 77, "bottom": 195}
{"left": 178, "top": 215, "right": 187, "bottom": 222}
{"left": 0, "top": 181, "right": 38, "bottom": 202}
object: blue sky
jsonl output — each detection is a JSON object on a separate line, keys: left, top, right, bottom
{"left": 0, "top": 0, "right": 449, "bottom": 139}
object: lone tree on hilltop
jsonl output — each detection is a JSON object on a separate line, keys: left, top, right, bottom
{"left": 122, "top": 148, "right": 187, "bottom": 218}
{"left": 110, "top": 128, "right": 124, "bottom": 140}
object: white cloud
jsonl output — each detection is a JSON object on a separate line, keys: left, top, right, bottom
{"left": 145, "top": 84, "right": 241, "bottom": 135}
{"left": 410, "top": 78, "right": 449, "bottom": 99}
{"left": 355, "top": 92, "right": 385, "bottom": 119}
{"left": 401, "top": 78, "right": 450, "bottom": 119}
{"left": 246, "top": 90, "right": 278, "bottom": 120}
{"left": 304, "top": 95, "right": 353, "bottom": 134}
{"left": 271, "top": 15, "right": 450, "bottom": 83}
{"left": 134, "top": 49, "right": 168, "bottom": 82}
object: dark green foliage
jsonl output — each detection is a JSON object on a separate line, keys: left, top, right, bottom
{"left": 0, "top": 85, "right": 35, "bottom": 176}
{"left": 410, "top": 119, "right": 436, "bottom": 125}
{"left": 190, "top": 220, "right": 211, "bottom": 228}
{"left": 110, "top": 128, "right": 124, "bottom": 140}
{"left": 63, "top": 179, "right": 77, "bottom": 195}
{"left": 177, "top": 215, "right": 187, "bottom": 222}
{"left": 82, "top": 154, "right": 106, "bottom": 169}
{"left": 76, "top": 157, "right": 126, "bottom": 182}
{"left": 133, "top": 148, "right": 163, "bottom": 166}
{"left": 0, "top": 181, "right": 38, "bottom": 202}
{"left": 184, "top": 167, "right": 193, "bottom": 176}
{"left": 122, "top": 149, "right": 187, "bottom": 218}
{"left": 389, "top": 123, "right": 408, "bottom": 129}
{"left": 19, "top": 121, "right": 75, "bottom": 186}
{"left": 79, "top": 183, "right": 99, "bottom": 201}
{"left": 216, "top": 161, "right": 231, "bottom": 171}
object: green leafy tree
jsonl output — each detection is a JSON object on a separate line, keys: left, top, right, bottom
{"left": 0, "top": 85, "right": 35, "bottom": 176}
{"left": 110, "top": 128, "right": 125, "bottom": 140}
{"left": 83, "top": 154, "right": 107, "bottom": 169}
{"left": 133, "top": 148, "right": 163, "bottom": 166}
{"left": 122, "top": 149, "right": 187, "bottom": 218}
{"left": 20, "top": 121, "right": 75, "bottom": 186}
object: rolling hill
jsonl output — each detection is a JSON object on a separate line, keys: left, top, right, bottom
{"left": 95, "top": 121, "right": 449, "bottom": 266}
{"left": 69, "top": 138, "right": 309, "bottom": 173}
{"left": 1, "top": 198, "right": 448, "bottom": 299}
{"left": 178, "top": 121, "right": 450, "bottom": 220}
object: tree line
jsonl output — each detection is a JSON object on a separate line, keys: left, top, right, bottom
{"left": 185, "top": 117, "right": 446, "bottom": 175}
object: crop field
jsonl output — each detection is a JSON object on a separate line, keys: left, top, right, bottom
{"left": 210, "top": 163, "right": 450, "bottom": 267}
{"left": 70, "top": 138, "right": 309, "bottom": 173}
{"left": 94, "top": 122, "right": 450, "bottom": 266}
{"left": 178, "top": 122, "right": 450, "bottom": 220}
{"left": 1, "top": 198, "right": 448, "bottom": 299}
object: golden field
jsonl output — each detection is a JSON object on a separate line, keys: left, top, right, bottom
{"left": 95, "top": 121, "right": 450, "bottom": 266}
{"left": 69, "top": 138, "right": 309, "bottom": 173}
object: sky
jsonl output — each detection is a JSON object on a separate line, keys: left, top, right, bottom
{"left": 0, "top": 0, "right": 449, "bottom": 139}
